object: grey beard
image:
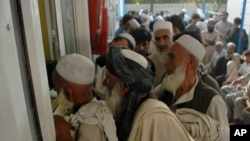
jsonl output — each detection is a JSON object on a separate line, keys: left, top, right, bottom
{"left": 225, "top": 53, "right": 233, "bottom": 60}
{"left": 55, "top": 89, "right": 75, "bottom": 116}
{"left": 105, "top": 82, "right": 123, "bottom": 121}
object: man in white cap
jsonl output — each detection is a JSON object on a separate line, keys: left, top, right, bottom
{"left": 154, "top": 33, "right": 229, "bottom": 141}
{"left": 104, "top": 47, "right": 193, "bottom": 141}
{"left": 95, "top": 32, "right": 136, "bottom": 68}
{"left": 52, "top": 53, "right": 117, "bottom": 141}
{"left": 149, "top": 20, "right": 173, "bottom": 86}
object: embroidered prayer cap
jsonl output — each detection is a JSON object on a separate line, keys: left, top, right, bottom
{"left": 153, "top": 20, "right": 173, "bottom": 34}
{"left": 118, "top": 33, "right": 136, "bottom": 49}
{"left": 56, "top": 53, "right": 95, "bottom": 85}
{"left": 175, "top": 35, "right": 205, "bottom": 61}
{"left": 106, "top": 47, "right": 154, "bottom": 93}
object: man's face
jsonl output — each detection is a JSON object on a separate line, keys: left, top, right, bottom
{"left": 163, "top": 43, "right": 189, "bottom": 75}
{"left": 207, "top": 21, "right": 215, "bottom": 33}
{"left": 225, "top": 45, "right": 235, "bottom": 59}
{"left": 220, "top": 12, "right": 228, "bottom": 21}
{"left": 103, "top": 69, "right": 127, "bottom": 121}
{"left": 134, "top": 41, "right": 149, "bottom": 56}
{"left": 154, "top": 29, "right": 173, "bottom": 53}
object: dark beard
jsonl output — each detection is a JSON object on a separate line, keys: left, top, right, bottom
{"left": 208, "top": 27, "right": 214, "bottom": 33}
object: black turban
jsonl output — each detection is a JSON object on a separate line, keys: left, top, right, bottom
{"left": 106, "top": 47, "right": 154, "bottom": 93}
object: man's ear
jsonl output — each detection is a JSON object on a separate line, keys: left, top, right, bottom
{"left": 173, "top": 27, "right": 180, "bottom": 35}
{"left": 119, "top": 81, "right": 130, "bottom": 96}
{"left": 65, "top": 87, "right": 74, "bottom": 102}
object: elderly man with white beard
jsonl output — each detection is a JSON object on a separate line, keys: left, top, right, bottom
{"left": 52, "top": 54, "right": 117, "bottom": 141}
{"left": 149, "top": 20, "right": 173, "bottom": 87}
{"left": 153, "top": 33, "right": 229, "bottom": 141}
{"left": 104, "top": 47, "right": 194, "bottom": 141}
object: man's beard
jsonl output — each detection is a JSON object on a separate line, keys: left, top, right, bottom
{"left": 55, "top": 89, "right": 75, "bottom": 116}
{"left": 156, "top": 44, "right": 170, "bottom": 53}
{"left": 156, "top": 49, "right": 168, "bottom": 64}
{"left": 105, "top": 81, "right": 126, "bottom": 122}
{"left": 161, "top": 63, "right": 186, "bottom": 97}
{"left": 207, "top": 27, "right": 214, "bottom": 33}
{"left": 225, "top": 52, "right": 233, "bottom": 60}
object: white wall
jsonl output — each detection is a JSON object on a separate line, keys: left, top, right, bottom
{"left": 0, "top": 0, "right": 55, "bottom": 140}
{"left": 0, "top": 0, "right": 33, "bottom": 140}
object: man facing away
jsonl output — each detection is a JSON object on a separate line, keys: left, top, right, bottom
{"left": 103, "top": 47, "right": 193, "bottom": 141}
{"left": 153, "top": 34, "right": 229, "bottom": 141}
{"left": 52, "top": 54, "right": 117, "bottom": 141}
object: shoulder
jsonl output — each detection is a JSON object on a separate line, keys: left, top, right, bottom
{"left": 196, "top": 81, "right": 219, "bottom": 97}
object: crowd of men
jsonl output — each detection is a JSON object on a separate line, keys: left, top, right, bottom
{"left": 51, "top": 9, "right": 250, "bottom": 141}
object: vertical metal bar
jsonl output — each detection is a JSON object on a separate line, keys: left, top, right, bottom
{"left": 202, "top": 0, "right": 206, "bottom": 14}
{"left": 237, "top": 0, "right": 247, "bottom": 53}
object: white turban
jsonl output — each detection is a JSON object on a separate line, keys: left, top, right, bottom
{"left": 118, "top": 33, "right": 136, "bottom": 49}
{"left": 153, "top": 20, "right": 173, "bottom": 34}
{"left": 128, "top": 19, "right": 140, "bottom": 29}
{"left": 175, "top": 35, "right": 205, "bottom": 61}
{"left": 56, "top": 53, "right": 95, "bottom": 85}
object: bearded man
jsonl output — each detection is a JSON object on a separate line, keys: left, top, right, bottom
{"left": 201, "top": 18, "right": 220, "bottom": 65}
{"left": 154, "top": 34, "right": 229, "bottom": 141}
{"left": 52, "top": 54, "right": 117, "bottom": 141}
{"left": 104, "top": 47, "right": 193, "bottom": 141}
{"left": 149, "top": 20, "right": 173, "bottom": 86}
{"left": 213, "top": 42, "right": 241, "bottom": 86}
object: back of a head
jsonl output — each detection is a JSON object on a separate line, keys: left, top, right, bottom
{"left": 130, "top": 28, "right": 152, "bottom": 43}
{"left": 122, "top": 14, "right": 133, "bottom": 25}
{"left": 166, "top": 15, "right": 185, "bottom": 33}
{"left": 173, "top": 30, "right": 202, "bottom": 44}
{"left": 191, "top": 13, "right": 200, "bottom": 20}
{"left": 56, "top": 54, "right": 95, "bottom": 85}
{"left": 106, "top": 47, "right": 154, "bottom": 93}
{"left": 234, "top": 17, "right": 241, "bottom": 25}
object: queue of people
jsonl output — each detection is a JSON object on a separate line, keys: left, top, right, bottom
{"left": 50, "top": 9, "right": 250, "bottom": 141}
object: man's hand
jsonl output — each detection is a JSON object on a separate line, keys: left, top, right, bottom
{"left": 54, "top": 115, "right": 72, "bottom": 141}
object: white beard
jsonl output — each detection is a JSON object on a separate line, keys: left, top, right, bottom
{"left": 55, "top": 89, "right": 74, "bottom": 116}
{"left": 225, "top": 52, "right": 233, "bottom": 60}
{"left": 155, "top": 49, "right": 168, "bottom": 64}
{"left": 105, "top": 82, "right": 123, "bottom": 119}
{"left": 162, "top": 63, "right": 186, "bottom": 96}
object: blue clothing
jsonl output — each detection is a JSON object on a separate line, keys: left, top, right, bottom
{"left": 115, "top": 27, "right": 126, "bottom": 36}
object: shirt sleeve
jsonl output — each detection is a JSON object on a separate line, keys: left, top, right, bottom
{"left": 206, "top": 95, "right": 230, "bottom": 141}
{"left": 128, "top": 111, "right": 193, "bottom": 141}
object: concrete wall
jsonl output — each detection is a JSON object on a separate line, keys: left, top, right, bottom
{"left": 126, "top": 3, "right": 227, "bottom": 17}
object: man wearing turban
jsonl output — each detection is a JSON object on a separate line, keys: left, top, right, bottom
{"left": 104, "top": 47, "right": 193, "bottom": 141}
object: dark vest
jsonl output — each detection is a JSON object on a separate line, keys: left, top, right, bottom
{"left": 159, "top": 80, "right": 218, "bottom": 114}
